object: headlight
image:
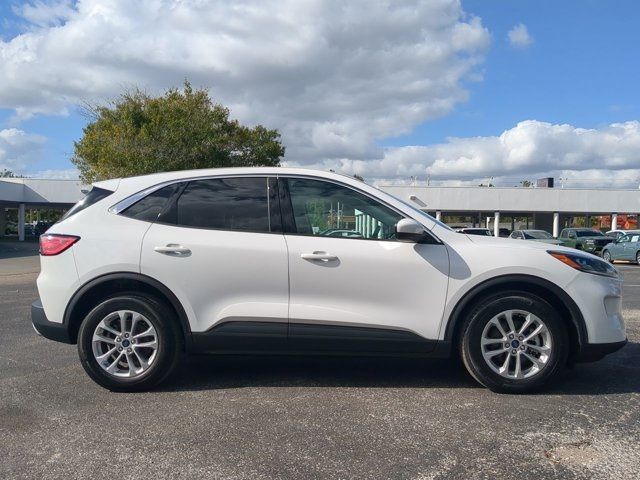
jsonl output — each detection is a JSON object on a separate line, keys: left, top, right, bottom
{"left": 585, "top": 239, "right": 595, "bottom": 244}
{"left": 548, "top": 251, "right": 619, "bottom": 278}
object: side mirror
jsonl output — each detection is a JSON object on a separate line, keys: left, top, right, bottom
{"left": 396, "top": 218, "right": 427, "bottom": 243}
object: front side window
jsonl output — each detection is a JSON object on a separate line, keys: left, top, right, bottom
{"left": 284, "top": 178, "right": 403, "bottom": 240}
{"left": 175, "top": 177, "right": 271, "bottom": 232}
{"left": 619, "top": 235, "right": 630, "bottom": 243}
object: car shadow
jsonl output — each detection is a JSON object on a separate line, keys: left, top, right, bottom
{"left": 161, "top": 355, "right": 479, "bottom": 391}
{"left": 157, "top": 341, "right": 640, "bottom": 395}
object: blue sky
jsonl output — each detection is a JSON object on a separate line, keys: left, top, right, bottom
{"left": 0, "top": 0, "right": 639, "bottom": 185}
{"left": 385, "top": 0, "right": 640, "bottom": 146}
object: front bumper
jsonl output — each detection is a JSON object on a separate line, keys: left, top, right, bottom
{"left": 31, "top": 299, "right": 74, "bottom": 344}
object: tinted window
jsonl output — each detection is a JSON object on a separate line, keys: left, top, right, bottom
{"left": 60, "top": 187, "right": 113, "bottom": 220}
{"left": 176, "top": 177, "right": 270, "bottom": 232}
{"left": 523, "top": 230, "right": 552, "bottom": 239}
{"left": 619, "top": 235, "right": 630, "bottom": 243}
{"left": 284, "top": 178, "right": 403, "bottom": 240}
{"left": 122, "top": 184, "right": 180, "bottom": 222}
{"left": 577, "top": 230, "right": 603, "bottom": 237}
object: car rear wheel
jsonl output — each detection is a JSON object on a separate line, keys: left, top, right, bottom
{"left": 77, "top": 294, "right": 183, "bottom": 391}
{"left": 459, "top": 292, "right": 568, "bottom": 393}
{"left": 603, "top": 251, "right": 612, "bottom": 263}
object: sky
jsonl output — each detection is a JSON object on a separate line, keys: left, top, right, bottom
{"left": 0, "top": 0, "right": 639, "bottom": 187}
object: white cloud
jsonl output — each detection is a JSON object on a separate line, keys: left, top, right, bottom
{"left": 0, "top": 128, "right": 47, "bottom": 173}
{"left": 0, "top": 0, "right": 490, "bottom": 160}
{"left": 507, "top": 23, "right": 533, "bottom": 48}
{"left": 30, "top": 168, "right": 79, "bottom": 179}
{"left": 288, "top": 120, "right": 640, "bottom": 188}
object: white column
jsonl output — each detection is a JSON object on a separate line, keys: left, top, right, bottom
{"left": 553, "top": 212, "right": 560, "bottom": 238}
{"left": 486, "top": 217, "right": 490, "bottom": 229}
{"left": 611, "top": 213, "right": 618, "bottom": 231}
{"left": 18, "top": 203, "right": 25, "bottom": 241}
{"left": 435, "top": 211, "right": 442, "bottom": 222}
{"left": 493, "top": 211, "right": 500, "bottom": 237}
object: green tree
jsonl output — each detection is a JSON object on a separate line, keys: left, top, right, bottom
{"left": 1, "top": 169, "right": 24, "bottom": 178}
{"left": 72, "top": 81, "right": 285, "bottom": 183}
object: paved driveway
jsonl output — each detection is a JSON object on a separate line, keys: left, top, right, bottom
{"left": 0, "top": 247, "right": 638, "bottom": 479}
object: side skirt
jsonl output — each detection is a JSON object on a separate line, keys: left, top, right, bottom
{"left": 191, "top": 321, "right": 450, "bottom": 358}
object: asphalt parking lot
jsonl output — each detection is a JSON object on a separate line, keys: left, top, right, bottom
{"left": 1, "top": 241, "right": 638, "bottom": 479}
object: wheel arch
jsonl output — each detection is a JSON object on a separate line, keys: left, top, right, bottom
{"left": 443, "top": 274, "right": 588, "bottom": 361}
{"left": 63, "top": 272, "right": 192, "bottom": 349}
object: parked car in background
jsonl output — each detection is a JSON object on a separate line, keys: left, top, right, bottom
{"left": 497, "top": 228, "right": 511, "bottom": 238}
{"left": 558, "top": 228, "right": 616, "bottom": 255}
{"left": 24, "top": 224, "right": 35, "bottom": 236}
{"left": 602, "top": 231, "right": 640, "bottom": 264}
{"left": 510, "top": 229, "right": 562, "bottom": 245}
{"left": 606, "top": 230, "right": 629, "bottom": 241}
{"left": 34, "top": 221, "right": 54, "bottom": 236}
{"left": 4, "top": 221, "right": 18, "bottom": 235}
{"left": 321, "top": 229, "right": 364, "bottom": 238}
{"left": 455, "top": 227, "right": 493, "bottom": 237}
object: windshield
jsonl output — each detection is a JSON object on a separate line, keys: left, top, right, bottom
{"left": 523, "top": 230, "right": 552, "bottom": 239}
{"left": 576, "top": 230, "right": 604, "bottom": 237}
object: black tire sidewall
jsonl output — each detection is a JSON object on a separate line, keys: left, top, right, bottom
{"left": 461, "top": 292, "right": 568, "bottom": 393}
{"left": 77, "top": 295, "right": 181, "bottom": 391}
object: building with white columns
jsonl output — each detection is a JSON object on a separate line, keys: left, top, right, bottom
{"left": 378, "top": 184, "right": 639, "bottom": 237}
{"left": 0, "top": 178, "right": 84, "bottom": 240}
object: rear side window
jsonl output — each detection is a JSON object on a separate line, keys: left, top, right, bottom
{"left": 175, "top": 177, "right": 271, "bottom": 232}
{"left": 61, "top": 187, "right": 113, "bottom": 220}
{"left": 122, "top": 184, "right": 180, "bottom": 222}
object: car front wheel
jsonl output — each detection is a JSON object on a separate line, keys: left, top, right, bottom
{"left": 603, "top": 250, "right": 613, "bottom": 263}
{"left": 460, "top": 292, "right": 568, "bottom": 393}
{"left": 77, "top": 294, "right": 183, "bottom": 391}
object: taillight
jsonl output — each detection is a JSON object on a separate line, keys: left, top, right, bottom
{"left": 39, "top": 234, "right": 80, "bottom": 256}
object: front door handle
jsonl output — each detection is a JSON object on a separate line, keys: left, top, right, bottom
{"left": 154, "top": 244, "right": 191, "bottom": 256}
{"left": 301, "top": 251, "right": 338, "bottom": 262}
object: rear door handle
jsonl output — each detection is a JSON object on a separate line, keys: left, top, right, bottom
{"left": 154, "top": 244, "right": 191, "bottom": 256}
{"left": 301, "top": 251, "right": 338, "bottom": 262}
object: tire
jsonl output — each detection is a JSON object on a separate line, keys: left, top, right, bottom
{"left": 77, "top": 294, "right": 183, "bottom": 392}
{"left": 636, "top": 251, "right": 640, "bottom": 265}
{"left": 459, "top": 292, "right": 568, "bottom": 393}
{"left": 603, "top": 251, "right": 612, "bottom": 263}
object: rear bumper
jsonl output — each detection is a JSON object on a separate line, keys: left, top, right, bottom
{"left": 576, "top": 339, "right": 627, "bottom": 362}
{"left": 31, "top": 299, "right": 74, "bottom": 344}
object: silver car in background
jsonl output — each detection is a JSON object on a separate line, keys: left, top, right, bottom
{"left": 509, "top": 229, "right": 562, "bottom": 245}
{"left": 602, "top": 231, "right": 640, "bottom": 264}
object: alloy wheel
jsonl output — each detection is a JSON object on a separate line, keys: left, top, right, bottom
{"left": 91, "top": 310, "right": 158, "bottom": 378}
{"left": 480, "top": 309, "right": 552, "bottom": 380}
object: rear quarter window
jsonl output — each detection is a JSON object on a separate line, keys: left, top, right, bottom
{"left": 60, "top": 187, "right": 113, "bottom": 220}
{"left": 121, "top": 184, "right": 180, "bottom": 222}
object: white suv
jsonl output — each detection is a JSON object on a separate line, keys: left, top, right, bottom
{"left": 32, "top": 168, "right": 627, "bottom": 392}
